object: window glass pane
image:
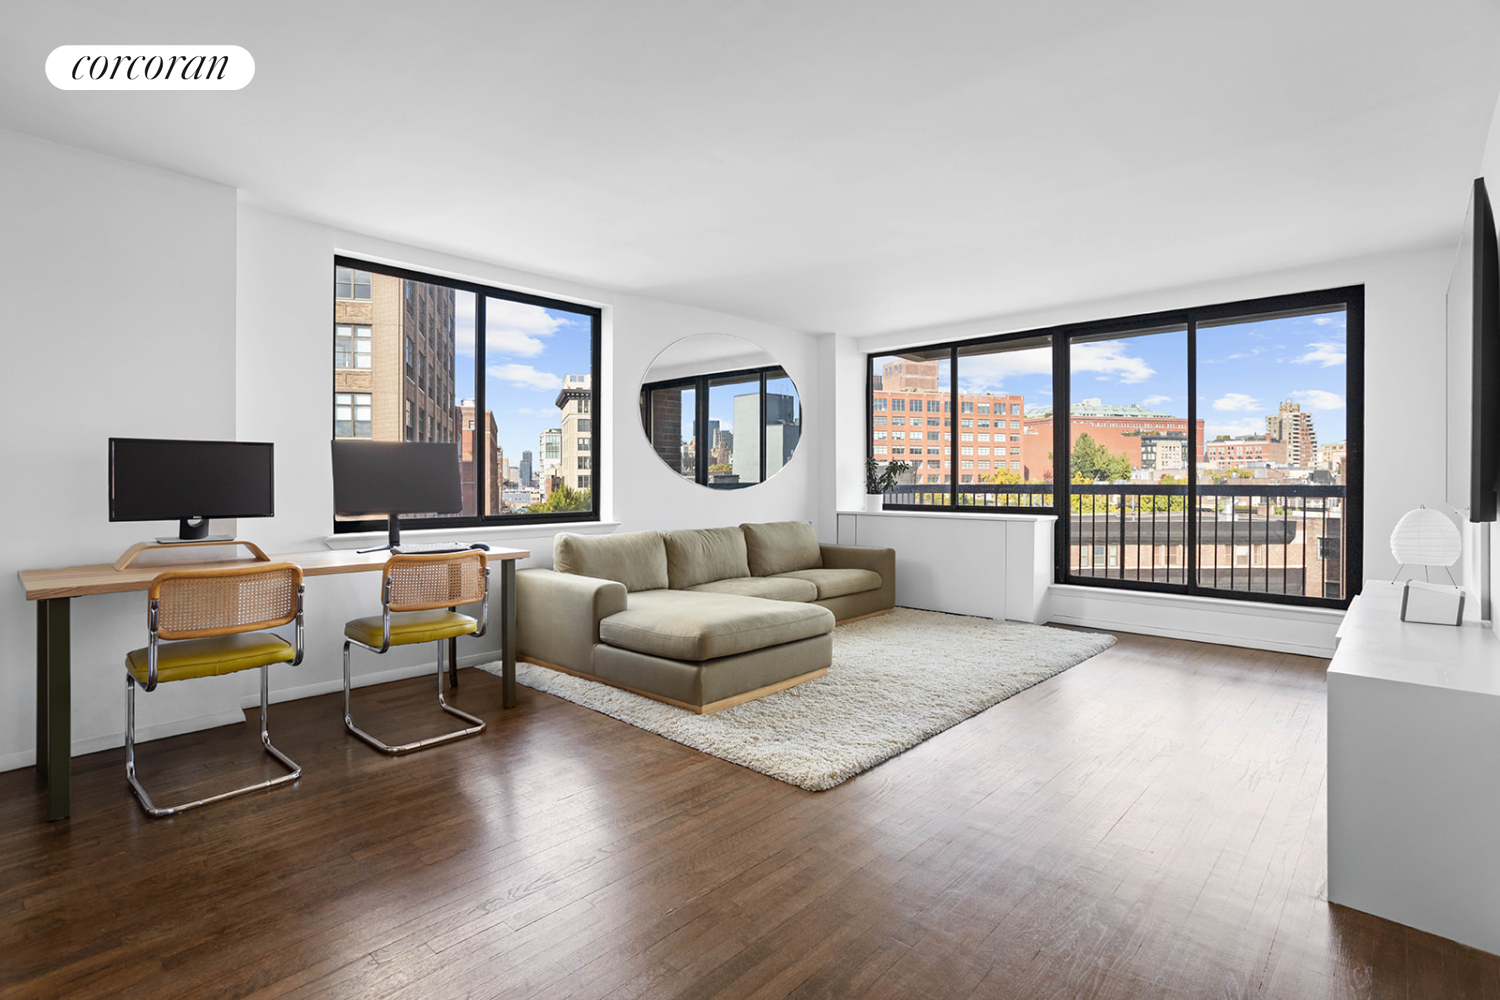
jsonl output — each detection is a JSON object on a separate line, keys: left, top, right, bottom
{"left": 1066, "top": 324, "right": 1189, "bottom": 584}
{"left": 870, "top": 350, "right": 950, "bottom": 506}
{"left": 765, "top": 369, "right": 801, "bottom": 478}
{"left": 955, "top": 335, "right": 1052, "bottom": 510}
{"left": 1195, "top": 307, "right": 1348, "bottom": 598}
{"left": 483, "top": 297, "right": 596, "bottom": 515}
{"left": 707, "top": 374, "right": 761, "bottom": 488}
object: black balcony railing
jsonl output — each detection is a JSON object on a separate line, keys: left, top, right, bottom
{"left": 881, "top": 481, "right": 1347, "bottom": 602}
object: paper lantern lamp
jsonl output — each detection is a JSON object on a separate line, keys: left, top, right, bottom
{"left": 1390, "top": 506, "right": 1461, "bottom": 583}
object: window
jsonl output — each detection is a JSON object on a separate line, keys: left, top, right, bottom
{"left": 334, "top": 393, "right": 371, "bottom": 438}
{"left": 335, "top": 266, "right": 372, "bottom": 300}
{"left": 335, "top": 325, "right": 372, "bottom": 369}
{"left": 866, "top": 285, "right": 1362, "bottom": 609}
{"left": 578, "top": 455, "right": 592, "bottom": 470}
{"left": 333, "top": 256, "right": 601, "bottom": 530}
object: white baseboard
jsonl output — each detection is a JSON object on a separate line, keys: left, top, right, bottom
{"left": 1047, "top": 583, "right": 1345, "bottom": 658}
{"left": 0, "top": 654, "right": 502, "bottom": 773}
{"left": 246, "top": 650, "right": 498, "bottom": 708}
{"left": 0, "top": 708, "right": 249, "bottom": 773}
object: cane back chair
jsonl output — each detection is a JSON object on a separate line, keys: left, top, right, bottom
{"left": 343, "top": 550, "right": 489, "bottom": 754}
{"left": 125, "top": 561, "right": 305, "bottom": 817}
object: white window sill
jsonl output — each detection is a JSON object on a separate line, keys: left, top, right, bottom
{"left": 323, "top": 520, "right": 622, "bottom": 549}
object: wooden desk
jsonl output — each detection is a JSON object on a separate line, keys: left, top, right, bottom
{"left": 18, "top": 545, "right": 528, "bottom": 821}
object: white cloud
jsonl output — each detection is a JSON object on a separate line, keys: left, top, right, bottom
{"left": 1213, "top": 392, "right": 1261, "bottom": 412}
{"left": 957, "top": 338, "right": 1157, "bottom": 393}
{"left": 455, "top": 297, "right": 566, "bottom": 358}
{"left": 487, "top": 363, "right": 563, "bottom": 392}
{"left": 1312, "top": 315, "right": 1346, "bottom": 328}
{"left": 1293, "top": 341, "right": 1346, "bottom": 367}
{"left": 1071, "top": 340, "right": 1156, "bottom": 384}
{"left": 1291, "top": 389, "right": 1345, "bottom": 410}
{"left": 1143, "top": 395, "right": 1171, "bottom": 406}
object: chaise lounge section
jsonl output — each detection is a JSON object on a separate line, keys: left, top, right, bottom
{"left": 516, "top": 521, "right": 894, "bottom": 712}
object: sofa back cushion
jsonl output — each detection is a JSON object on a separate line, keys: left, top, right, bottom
{"left": 554, "top": 531, "right": 668, "bottom": 592}
{"left": 663, "top": 526, "right": 751, "bottom": 590}
{"left": 741, "top": 521, "right": 823, "bottom": 577}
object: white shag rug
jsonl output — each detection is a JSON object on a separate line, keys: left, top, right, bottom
{"left": 478, "top": 608, "right": 1115, "bottom": 791}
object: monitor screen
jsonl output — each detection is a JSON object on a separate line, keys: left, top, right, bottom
{"left": 109, "top": 438, "right": 275, "bottom": 523}
{"left": 331, "top": 440, "right": 463, "bottom": 517}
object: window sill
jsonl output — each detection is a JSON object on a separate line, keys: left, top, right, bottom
{"left": 323, "top": 520, "right": 622, "bottom": 550}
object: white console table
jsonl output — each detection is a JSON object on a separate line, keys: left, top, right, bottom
{"left": 1327, "top": 581, "right": 1500, "bottom": 954}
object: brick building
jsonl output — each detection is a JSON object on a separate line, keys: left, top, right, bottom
{"left": 871, "top": 359, "right": 1024, "bottom": 485}
{"left": 1204, "top": 435, "right": 1290, "bottom": 468}
{"left": 1021, "top": 400, "right": 1205, "bottom": 482}
{"left": 333, "top": 265, "right": 457, "bottom": 445}
{"left": 457, "top": 401, "right": 501, "bottom": 514}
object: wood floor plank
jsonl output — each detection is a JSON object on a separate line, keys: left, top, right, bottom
{"left": 3, "top": 631, "right": 1499, "bottom": 998}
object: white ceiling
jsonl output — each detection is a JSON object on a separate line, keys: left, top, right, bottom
{"left": 3, "top": 1, "right": 1498, "bottom": 336}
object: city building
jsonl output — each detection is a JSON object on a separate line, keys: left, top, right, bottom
{"left": 1140, "top": 433, "right": 1189, "bottom": 472}
{"left": 333, "top": 268, "right": 457, "bottom": 444}
{"left": 1267, "top": 399, "right": 1318, "bottom": 467}
{"left": 554, "top": 374, "right": 593, "bottom": 493}
{"left": 519, "top": 450, "right": 533, "bottom": 488}
{"left": 1204, "top": 435, "right": 1290, "bottom": 468}
{"left": 870, "top": 359, "right": 1024, "bottom": 485}
{"left": 1022, "top": 399, "right": 1206, "bottom": 482}
{"left": 537, "top": 427, "right": 561, "bottom": 494}
{"left": 456, "top": 400, "right": 500, "bottom": 514}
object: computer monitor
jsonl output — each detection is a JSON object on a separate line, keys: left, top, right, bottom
{"left": 109, "top": 438, "right": 275, "bottom": 541}
{"left": 331, "top": 440, "right": 463, "bottom": 549}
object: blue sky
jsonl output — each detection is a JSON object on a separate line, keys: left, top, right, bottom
{"left": 949, "top": 310, "right": 1349, "bottom": 444}
{"left": 451, "top": 293, "right": 595, "bottom": 466}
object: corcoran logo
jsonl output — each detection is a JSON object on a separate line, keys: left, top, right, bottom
{"left": 46, "top": 45, "right": 254, "bottom": 90}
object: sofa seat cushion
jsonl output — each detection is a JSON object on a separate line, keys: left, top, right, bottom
{"left": 599, "top": 590, "right": 833, "bottom": 661}
{"left": 686, "top": 576, "right": 818, "bottom": 603}
{"left": 664, "top": 526, "right": 750, "bottom": 590}
{"left": 772, "top": 568, "right": 883, "bottom": 600}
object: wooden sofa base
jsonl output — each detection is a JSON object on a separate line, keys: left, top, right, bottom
{"left": 519, "top": 655, "right": 828, "bottom": 715}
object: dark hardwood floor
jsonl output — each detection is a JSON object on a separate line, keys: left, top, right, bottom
{"left": 3, "top": 631, "right": 1498, "bottom": 999}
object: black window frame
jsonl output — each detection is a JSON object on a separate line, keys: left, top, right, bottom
{"left": 640, "top": 364, "right": 800, "bottom": 490}
{"left": 866, "top": 285, "right": 1364, "bottom": 610}
{"left": 332, "top": 255, "right": 603, "bottom": 533}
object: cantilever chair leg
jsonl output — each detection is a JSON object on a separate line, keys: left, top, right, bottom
{"left": 126, "top": 664, "right": 301, "bottom": 818}
{"left": 343, "top": 638, "right": 486, "bottom": 756}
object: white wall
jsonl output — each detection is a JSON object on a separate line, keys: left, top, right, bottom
{"left": 826, "top": 244, "right": 1456, "bottom": 649}
{"left": 0, "top": 130, "right": 821, "bottom": 773}
{"left": 0, "top": 127, "right": 241, "bottom": 770}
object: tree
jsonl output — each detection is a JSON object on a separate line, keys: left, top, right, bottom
{"left": 985, "top": 467, "right": 1022, "bottom": 485}
{"left": 1070, "top": 432, "right": 1133, "bottom": 482}
{"left": 709, "top": 463, "right": 733, "bottom": 473}
{"left": 532, "top": 484, "right": 591, "bottom": 513}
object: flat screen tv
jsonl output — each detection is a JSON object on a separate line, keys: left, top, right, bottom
{"left": 1446, "top": 177, "right": 1500, "bottom": 522}
{"left": 109, "top": 438, "right": 275, "bottom": 540}
{"left": 330, "top": 440, "right": 462, "bottom": 549}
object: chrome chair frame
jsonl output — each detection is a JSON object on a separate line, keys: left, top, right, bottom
{"left": 127, "top": 583, "right": 305, "bottom": 818}
{"left": 343, "top": 562, "right": 489, "bottom": 755}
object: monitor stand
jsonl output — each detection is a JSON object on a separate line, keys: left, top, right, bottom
{"left": 156, "top": 517, "right": 231, "bottom": 544}
{"left": 356, "top": 515, "right": 402, "bottom": 555}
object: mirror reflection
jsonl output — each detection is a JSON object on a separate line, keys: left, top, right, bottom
{"left": 639, "top": 334, "right": 802, "bottom": 489}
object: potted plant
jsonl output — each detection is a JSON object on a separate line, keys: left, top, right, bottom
{"left": 864, "top": 457, "right": 910, "bottom": 511}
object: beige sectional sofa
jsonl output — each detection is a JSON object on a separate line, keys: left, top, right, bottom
{"left": 516, "top": 521, "right": 895, "bottom": 713}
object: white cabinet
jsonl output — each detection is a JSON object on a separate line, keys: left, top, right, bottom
{"left": 835, "top": 510, "right": 1054, "bottom": 623}
{"left": 1327, "top": 581, "right": 1500, "bottom": 955}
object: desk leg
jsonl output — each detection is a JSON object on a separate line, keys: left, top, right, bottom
{"left": 448, "top": 637, "right": 459, "bottom": 689}
{"left": 36, "top": 598, "right": 70, "bottom": 821}
{"left": 502, "top": 560, "right": 516, "bottom": 709}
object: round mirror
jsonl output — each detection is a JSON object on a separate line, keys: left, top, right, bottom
{"left": 639, "top": 334, "right": 802, "bottom": 488}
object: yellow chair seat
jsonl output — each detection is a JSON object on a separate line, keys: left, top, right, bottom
{"left": 344, "top": 609, "right": 479, "bottom": 648}
{"left": 126, "top": 632, "right": 296, "bottom": 685}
